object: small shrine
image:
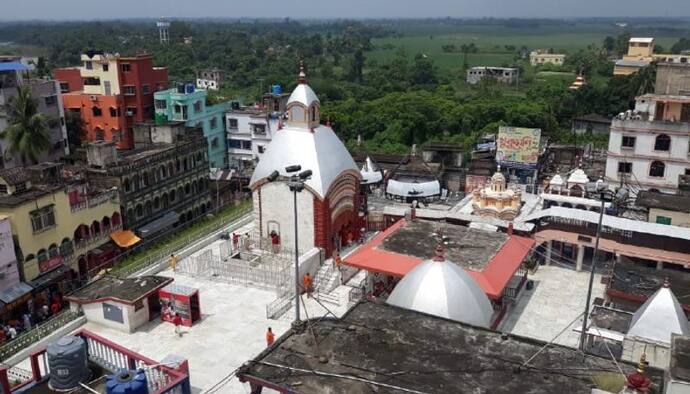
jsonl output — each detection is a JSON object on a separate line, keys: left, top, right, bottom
{"left": 472, "top": 166, "right": 522, "bottom": 220}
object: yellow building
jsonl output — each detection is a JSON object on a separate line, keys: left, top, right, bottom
{"left": 614, "top": 37, "right": 690, "bottom": 76}
{"left": 80, "top": 52, "right": 121, "bottom": 96}
{"left": 0, "top": 166, "right": 121, "bottom": 282}
{"left": 636, "top": 191, "right": 690, "bottom": 228}
{"left": 471, "top": 168, "right": 522, "bottom": 220}
{"left": 529, "top": 50, "right": 566, "bottom": 66}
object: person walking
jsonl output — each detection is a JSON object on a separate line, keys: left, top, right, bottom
{"left": 8, "top": 326, "right": 16, "bottom": 340}
{"left": 266, "top": 327, "right": 275, "bottom": 347}
{"left": 303, "top": 272, "right": 313, "bottom": 296}
{"left": 169, "top": 254, "right": 178, "bottom": 273}
{"left": 173, "top": 313, "right": 182, "bottom": 337}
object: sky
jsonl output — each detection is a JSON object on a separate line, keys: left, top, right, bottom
{"left": 2, "top": 0, "right": 688, "bottom": 21}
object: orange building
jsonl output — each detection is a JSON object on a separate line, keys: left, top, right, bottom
{"left": 54, "top": 52, "right": 168, "bottom": 149}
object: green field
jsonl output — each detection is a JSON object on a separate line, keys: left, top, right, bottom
{"left": 368, "top": 23, "right": 683, "bottom": 72}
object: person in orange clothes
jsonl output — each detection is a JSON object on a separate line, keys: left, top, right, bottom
{"left": 50, "top": 301, "right": 61, "bottom": 316}
{"left": 266, "top": 327, "right": 275, "bottom": 346}
{"left": 302, "top": 272, "right": 313, "bottom": 296}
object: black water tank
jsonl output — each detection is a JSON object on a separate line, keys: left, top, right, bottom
{"left": 47, "top": 336, "right": 90, "bottom": 391}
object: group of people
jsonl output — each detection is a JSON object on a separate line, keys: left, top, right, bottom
{"left": 0, "top": 291, "right": 63, "bottom": 345}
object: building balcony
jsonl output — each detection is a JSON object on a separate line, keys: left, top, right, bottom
{"left": 72, "top": 223, "right": 122, "bottom": 256}
{"left": 612, "top": 119, "right": 690, "bottom": 135}
{"left": 70, "top": 189, "right": 119, "bottom": 213}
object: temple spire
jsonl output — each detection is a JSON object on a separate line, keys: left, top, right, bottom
{"left": 298, "top": 60, "right": 307, "bottom": 84}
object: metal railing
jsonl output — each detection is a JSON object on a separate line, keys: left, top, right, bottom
{"left": 111, "top": 202, "right": 252, "bottom": 278}
{"left": 0, "top": 310, "right": 83, "bottom": 362}
{"left": 69, "top": 190, "right": 119, "bottom": 213}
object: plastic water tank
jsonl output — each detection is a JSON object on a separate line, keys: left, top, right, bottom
{"left": 176, "top": 83, "right": 186, "bottom": 94}
{"left": 106, "top": 369, "right": 149, "bottom": 394}
{"left": 185, "top": 83, "right": 195, "bottom": 94}
{"left": 47, "top": 336, "right": 90, "bottom": 391}
{"left": 271, "top": 84, "right": 282, "bottom": 95}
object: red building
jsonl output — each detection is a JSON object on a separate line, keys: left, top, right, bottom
{"left": 54, "top": 52, "right": 168, "bottom": 149}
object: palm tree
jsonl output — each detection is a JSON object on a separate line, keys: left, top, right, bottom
{"left": 1, "top": 86, "right": 52, "bottom": 165}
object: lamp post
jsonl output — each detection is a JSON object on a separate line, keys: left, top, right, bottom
{"left": 267, "top": 165, "right": 312, "bottom": 324}
{"left": 579, "top": 180, "right": 614, "bottom": 351}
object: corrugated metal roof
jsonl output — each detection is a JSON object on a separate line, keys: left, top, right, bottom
{"left": 626, "top": 285, "right": 689, "bottom": 344}
{"left": 0, "top": 62, "right": 28, "bottom": 72}
{"left": 524, "top": 207, "right": 690, "bottom": 241}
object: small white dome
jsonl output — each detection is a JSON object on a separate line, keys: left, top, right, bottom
{"left": 549, "top": 174, "right": 564, "bottom": 186}
{"left": 287, "top": 83, "right": 319, "bottom": 108}
{"left": 627, "top": 283, "right": 689, "bottom": 344}
{"left": 387, "top": 254, "right": 493, "bottom": 327}
{"left": 567, "top": 168, "right": 589, "bottom": 185}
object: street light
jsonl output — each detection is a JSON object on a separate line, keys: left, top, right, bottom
{"left": 579, "top": 179, "right": 614, "bottom": 351}
{"left": 268, "top": 164, "right": 312, "bottom": 325}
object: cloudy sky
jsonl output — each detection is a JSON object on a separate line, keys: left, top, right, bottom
{"left": 2, "top": 0, "right": 687, "bottom": 20}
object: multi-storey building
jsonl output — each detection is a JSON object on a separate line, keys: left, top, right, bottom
{"left": 0, "top": 215, "right": 21, "bottom": 293}
{"left": 154, "top": 84, "right": 229, "bottom": 169}
{"left": 54, "top": 51, "right": 168, "bottom": 149}
{"left": 529, "top": 50, "right": 565, "bottom": 66}
{"left": 0, "top": 163, "right": 121, "bottom": 283}
{"left": 605, "top": 63, "right": 690, "bottom": 194}
{"left": 196, "top": 69, "right": 224, "bottom": 91}
{"left": 466, "top": 67, "right": 518, "bottom": 85}
{"left": 226, "top": 109, "right": 280, "bottom": 170}
{"left": 614, "top": 37, "right": 690, "bottom": 76}
{"left": 0, "top": 57, "right": 69, "bottom": 168}
{"left": 86, "top": 123, "right": 211, "bottom": 235}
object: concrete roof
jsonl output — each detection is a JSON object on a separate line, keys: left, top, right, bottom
{"left": 67, "top": 275, "right": 172, "bottom": 305}
{"left": 636, "top": 190, "right": 690, "bottom": 213}
{"left": 238, "top": 301, "right": 665, "bottom": 394}
{"left": 630, "top": 37, "right": 655, "bottom": 43}
{"left": 670, "top": 335, "right": 690, "bottom": 382}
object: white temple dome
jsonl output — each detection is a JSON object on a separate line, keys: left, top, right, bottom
{"left": 567, "top": 168, "right": 589, "bottom": 185}
{"left": 360, "top": 156, "right": 383, "bottom": 185}
{"left": 626, "top": 282, "right": 689, "bottom": 344}
{"left": 549, "top": 174, "right": 564, "bottom": 186}
{"left": 287, "top": 83, "right": 319, "bottom": 108}
{"left": 387, "top": 247, "right": 493, "bottom": 327}
{"left": 249, "top": 70, "right": 358, "bottom": 199}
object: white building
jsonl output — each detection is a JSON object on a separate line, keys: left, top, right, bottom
{"left": 605, "top": 92, "right": 690, "bottom": 194}
{"left": 529, "top": 50, "right": 566, "bottom": 66}
{"left": 226, "top": 109, "right": 280, "bottom": 170}
{"left": 196, "top": 69, "right": 224, "bottom": 91}
{"left": 249, "top": 65, "right": 361, "bottom": 258}
{"left": 466, "top": 67, "right": 518, "bottom": 85}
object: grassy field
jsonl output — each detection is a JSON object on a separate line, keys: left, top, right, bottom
{"left": 368, "top": 23, "right": 683, "bottom": 72}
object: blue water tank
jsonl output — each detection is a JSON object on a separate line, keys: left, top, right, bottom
{"left": 185, "top": 83, "right": 195, "bottom": 94}
{"left": 106, "top": 369, "right": 149, "bottom": 394}
{"left": 271, "top": 84, "right": 282, "bottom": 95}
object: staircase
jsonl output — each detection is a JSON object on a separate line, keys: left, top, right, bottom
{"left": 312, "top": 261, "right": 341, "bottom": 306}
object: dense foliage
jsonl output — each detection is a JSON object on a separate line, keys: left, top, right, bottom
{"left": 1, "top": 20, "right": 688, "bottom": 155}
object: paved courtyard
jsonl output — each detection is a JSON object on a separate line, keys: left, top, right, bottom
{"left": 499, "top": 264, "right": 606, "bottom": 348}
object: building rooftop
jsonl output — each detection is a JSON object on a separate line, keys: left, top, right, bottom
{"left": 380, "top": 219, "right": 507, "bottom": 271}
{"left": 0, "top": 184, "right": 63, "bottom": 208}
{"left": 630, "top": 37, "right": 655, "bottom": 43}
{"left": 0, "top": 167, "right": 30, "bottom": 186}
{"left": 609, "top": 260, "right": 690, "bottom": 308}
{"left": 670, "top": 335, "right": 690, "bottom": 383}
{"left": 590, "top": 305, "right": 633, "bottom": 334}
{"left": 573, "top": 113, "right": 612, "bottom": 124}
{"left": 238, "top": 301, "right": 664, "bottom": 394}
{"left": 615, "top": 59, "right": 651, "bottom": 67}
{"left": 66, "top": 275, "right": 172, "bottom": 305}
{"left": 636, "top": 190, "right": 690, "bottom": 213}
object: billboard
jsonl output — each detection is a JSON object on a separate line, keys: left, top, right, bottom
{"left": 496, "top": 127, "right": 541, "bottom": 170}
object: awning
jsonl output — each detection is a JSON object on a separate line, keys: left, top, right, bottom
{"left": 137, "top": 211, "right": 179, "bottom": 238}
{"left": 0, "top": 62, "right": 29, "bottom": 72}
{"left": 386, "top": 179, "right": 440, "bottom": 198}
{"left": 110, "top": 229, "right": 142, "bottom": 248}
{"left": 30, "top": 265, "right": 70, "bottom": 291}
{"left": 0, "top": 282, "right": 33, "bottom": 304}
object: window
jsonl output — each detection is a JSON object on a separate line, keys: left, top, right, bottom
{"left": 210, "top": 117, "right": 218, "bottom": 129}
{"left": 193, "top": 101, "right": 202, "bottom": 113}
{"left": 84, "top": 61, "right": 93, "bottom": 70}
{"left": 251, "top": 124, "right": 266, "bottom": 134}
{"left": 142, "top": 84, "right": 150, "bottom": 95}
{"left": 125, "top": 107, "right": 137, "bottom": 117}
{"left": 111, "top": 129, "right": 120, "bottom": 142}
{"left": 83, "top": 77, "right": 100, "bottom": 86}
{"left": 621, "top": 136, "right": 635, "bottom": 149}
{"left": 649, "top": 160, "right": 665, "bottom": 177}
{"left": 155, "top": 99, "right": 167, "bottom": 110}
{"left": 102, "top": 63, "right": 109, "bottom": 72}
{"left": 109, "top": 107, "right": 117, "bottom": 117}
{"left": 0, "top": 184, "right": 7, "bottom": 194}
{"left": 228, "top": 118, "right": 238, "bottom": 129}
{"left": 654, "top": 134, "right": 671, "bottom": 151}
{"left": 655, "top": 216, "right": 672, "bottom": 225}
{"left": 618, "top": 162, "right": 632, "bottom": 174}
{"left": 102, "top": 303, "right": 124, "bottom": 323}
{"left": 258, "top": 145, "right": 265, "bottom": 154}
{"left": 121, "top": 63, "right": 131, "bottom": 73}
{"left": 59, "top": 82, "right": 69, "bottom": 93}
{"left": 30, "top": 206, "right": 56, "bottom": 233}
{"left": 123, "top": 86, "right": 136, "bottom": 96}
{"left": 174, "top": 104, "right": 181, "bottom": 113}
{"left": 95, "top": 129, "right": 104, "bottom": 141}
{"left": 211, "top": 137, "right": 219, "bottom": 148}
{"left": 686, "top": 168, "right": 690, "bottom": 176}
{"left": 682, "top": 104, "right": 690, "bottom": 122}
{"left": 92, "top": 106, "right": 102, "bottom": 117}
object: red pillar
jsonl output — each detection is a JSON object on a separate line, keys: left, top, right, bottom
{"left": 29, "top": 351, "right": 42, "bottom": 381}
{"left": 0, "top": 365, "right": 11, "bottom": 393}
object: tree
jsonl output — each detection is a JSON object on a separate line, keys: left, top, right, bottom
{"left": 0, "top": 86, "right": 52, "bottom": 165}
{"left": 64, "top": 109, "right": 86, "bottom": 150}
{"left": 671, "top": 38, "right": 690, "bottom": 54}
{"left": 351, "top": 49, "right": 365, "bottom": 82}
{"left": 409, "top": 53, "right": 437, "bottom": 86}
{"left": 603, "top": 36, "right": 616, "bottom": 54}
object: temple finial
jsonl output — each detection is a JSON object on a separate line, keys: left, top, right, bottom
{"left": 298, "top": 60, "right": 307, "bottom": 84}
